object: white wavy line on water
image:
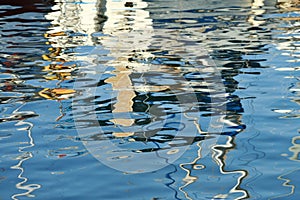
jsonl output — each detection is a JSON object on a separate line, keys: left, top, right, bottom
{"left": 10, "top": 104, "right": 41, "bottom": 200}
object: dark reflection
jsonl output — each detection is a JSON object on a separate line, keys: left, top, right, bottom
{"left": 0, "top": 0, "right": 54, "bottom": 18}
{"left": 0, "top": 0, "right": 58, "bottom": 103}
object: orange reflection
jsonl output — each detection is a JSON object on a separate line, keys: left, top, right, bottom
{"left": 43, "top": 63, "right": 76, "bottom": 81}
{"left": 42, "top": 46, "right": 65, "bottom": 62}
{"left": 38, "top": 88, "right": 76, "bottom": 100}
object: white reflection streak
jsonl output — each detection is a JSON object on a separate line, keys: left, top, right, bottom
{"left": 212, "top": 136, "right": 248, "bottom": 200}
{"left": 10, "top": 107, "right": 40, "bottom": 200}
{"left": 269, "top": 136, "right": 300, "bottom": 199}
{"left": 248, "top": 0, "right": 266, "bottom": 27}
{"left": 275, "top": 1, "right": 300, "bottom": 60}
{"left": 45, "top": 0, "right": 98, "bottom": 58}
{"left": 179, "top": 142, "right": 204, "bottom": 200}
{"left": 273, "top": 170, "right": 296, "bottom": 199}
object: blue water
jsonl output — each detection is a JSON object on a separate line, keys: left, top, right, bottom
{"left": 1, "top": 0, "right": 300, "bottom": 199}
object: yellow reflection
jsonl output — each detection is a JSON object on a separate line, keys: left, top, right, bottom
{"left": 43, "top": 0, "right": 100, "bottom": 70}
{"left": 106, "top": 73, "right": 136, "bottom": 126}
{"left": 43, "top": 64, "right": 76, "bottom": 81}
{"left": 275, "top": 169, "right": 296, "bottom": 199}
{"left": 289, "top": 135, "right": 300, "bottom": 161}
{"left": 38, "top": 88, "right": 76, "bottom": 100}
{"left": 276, "top": 0, "right": 300, "bottom": 11}
{"left": 112, "top": 132, "right": 135, "bottom": 138}
{"left": 42, "top": 47, "right": 65, "bottom": 62}
{"left": 40, "top": 0, "right": 101, "bottom": 114}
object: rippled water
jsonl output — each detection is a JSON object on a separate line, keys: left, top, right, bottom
{"left": 1, "top": 0, "right": 300, "bottom": 199}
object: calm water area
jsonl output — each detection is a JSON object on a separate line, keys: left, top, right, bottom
{"left": 0, "top": 0, "right": 300, "bottom": 199}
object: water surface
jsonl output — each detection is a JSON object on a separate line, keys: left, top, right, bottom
{"left": 1, "top": 0, "right": 300, "bottom": 199}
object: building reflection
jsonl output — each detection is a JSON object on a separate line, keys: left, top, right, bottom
{"left": 100, "top": 0, "right": 246, "bottom": 140}
{"left": 276, "top": 0, "right": 300, "bottom": 10}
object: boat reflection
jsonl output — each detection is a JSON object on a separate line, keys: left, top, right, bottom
{"left": 86, "top": 0, "right": 248, "bottom": 197}
{"left": 177, "top": 136, "right": 248, "bottom": 199}
{"left": 43, "top": 0, "right": 268, "bottom": 198}
{"left": 2, "top": 0, "right": 300, "bottom": 199}
{"left": 0, "top": 104, "right": 41, "bottom": 200}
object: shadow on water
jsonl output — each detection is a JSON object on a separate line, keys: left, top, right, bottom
{"left": 1, "top": 0, "right": 300, "bottom": 199}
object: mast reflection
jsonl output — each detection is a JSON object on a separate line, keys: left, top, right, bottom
{"left": 211, "top": 137, "right": 248, "bottom": 199}
{"left": 10, "top": 107, "right": 40, "bottom": 200}
{"left": 101, "top": 0, "right": 154, "bottom": 128}
{"left": 179, "top": 142, "right": 204, "bottom": 200}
